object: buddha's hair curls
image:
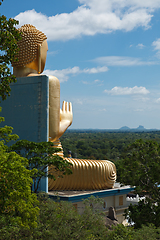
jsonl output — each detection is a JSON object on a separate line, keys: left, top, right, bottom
{"left": 12, "top": 24, "right": 47, "bottom": 67}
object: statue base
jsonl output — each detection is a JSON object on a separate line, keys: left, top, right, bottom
{"left": 1, "top": 75, "right": 49, "bottom": 192}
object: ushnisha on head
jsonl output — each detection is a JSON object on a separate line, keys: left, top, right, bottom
{"left": 12, "top": 24, "right": 48, "bottom": 77}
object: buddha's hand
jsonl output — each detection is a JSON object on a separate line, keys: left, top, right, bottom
{"left": 58, "top": 101, "right": 73, "bottom": 138}
{"left": 60, "top": 101, "right": 73, "bottom": 124}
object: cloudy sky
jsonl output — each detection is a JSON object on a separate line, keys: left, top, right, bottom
{"left": 2, "top": 0, "right": 160, "bottom": 129}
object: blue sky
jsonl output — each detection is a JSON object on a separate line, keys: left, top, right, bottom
{"left": 2, "top": 0, "right": 160, "bottom": 129}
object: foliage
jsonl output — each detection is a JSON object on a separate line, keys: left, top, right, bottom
{"left": 83, "top": 195, "right": 104, "bottom": 213}
{"left": 0, "top": 107, "right": 18, "bottom": 143}
{"left": 132, "top": 224, "right": 160, "bottom": 240}
{"left": 106, "top": 224, "right": 134, "bottom": 240}
{"left": 1, "top": 193, "right": 160, "bottom": 240}
{"left": 9, "top": 140, "right": 73, "bottom": 193}
{"left": 0, "top": 14, "right": 21, "bottom": 100}
{"left": 60, "top": 130, "right": 160, "bottom": 161}
{"left": 0, "top": 193, "right": 108, "bottom": 240}
{"left": 125, "top": 199, "right": 160, "bottom": 228}
{"left": 0, "top": 140, "right": 39, "bottom": 228}
{"left": 0, "top": 5, "right": 40, "bottom": 230}
{"left": 116, "top": 139, "right": 160, "bottom": 228}
{"left": 116, "top": 139, "right": 160, "bottom": 199}
{"left": 0, "top": 112, "right": 39, "bottom": 229}
{"left": 35, "top": 194, "right": 107, "bottom": 240}
{"left": 0, "top": 0, "right": 3, "bottom": 6}
{"left": 106, "top": 223, "right": 160, "bottom": 240}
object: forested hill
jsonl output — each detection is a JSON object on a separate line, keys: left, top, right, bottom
{"left": 60, "top": 130, "right": 160, "bottom": 161}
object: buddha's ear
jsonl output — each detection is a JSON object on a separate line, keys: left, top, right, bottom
{"left": 38, "top": 44, "right": 41, "bottom": 74}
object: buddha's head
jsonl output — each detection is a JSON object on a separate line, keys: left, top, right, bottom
{"left": 12, "top": 24, "right": 48, "bottom": 76}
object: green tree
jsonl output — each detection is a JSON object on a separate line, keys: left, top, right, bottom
{"left": 132, "top": 224, "right": 160, "bottom": 240}
{"left": 9, "top": 140, "right": 72, "bottom": 193}
{"left": 0, "top": 3, "right": 40, "bottom": 230}
{"left": 1, "top": 192, "right": 160, "bottom": 239}
{"left": 0, "top": 140, "right": 39, "bottom": 228}
{"left": 0, "top": 111, "right": 39, "bottom": 228}
{"left": 0, "top": 13, "right": 21, "bottom": 100}
{"left": 116, "top": 139, "right": 160, "bottom": 228}
{"left": 117, "top": 139, "right": 160, "bottom": 200}
{"left": 125, "top": 199, "right": 160, "bottom": 228}
{"left": 0, "top": 194, "right": 108, "bottom": 240}
{"left": 0, "top": 107, "right": 18, "bottom": 143}
{"left": 106, "top": 223, "right": 160, "bottom": 240}
{"left": 106, "top": 224, "right": 134, "bottom": 240}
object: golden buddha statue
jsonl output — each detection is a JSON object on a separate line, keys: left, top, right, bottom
{"left": 12, "top": 24, "right": 73, "bottom": 143}
{"left": 12, "top": 24, "right": 116, "bottom": 191}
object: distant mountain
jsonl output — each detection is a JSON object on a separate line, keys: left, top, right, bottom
{"left": 137, "top": 125, "right": 145, "bottom": 130}
{"left": 118, "top": 125, "right": 157, "bottom": 132}
{"left": 119, "top": 126, "right": 131, "bottom": 130}
{"left": 68, "top": 126, "right": 159, "bottom": 133}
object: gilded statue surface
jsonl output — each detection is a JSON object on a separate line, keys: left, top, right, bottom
{"left": 12, "top": 24, "right": 116, "bottom": 190}
{"left": 12, "top": 24, "right": 73, "bottom": 142}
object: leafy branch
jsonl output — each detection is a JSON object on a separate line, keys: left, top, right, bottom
{"left": 9, "top": 140, "right": 73, "bottom": 192}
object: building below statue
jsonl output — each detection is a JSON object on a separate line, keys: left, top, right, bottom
{"left": 49, "top": 183, "right": 134, "bottom": 224}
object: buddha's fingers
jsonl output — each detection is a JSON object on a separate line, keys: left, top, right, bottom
{"left": 62, "top": 101, "right": 66, "bottom": 112}
{"left": 65, "top": 101, "right": 68, "bottom": 112}
{"left": 69, "top": 102, "right": 72, "bottom": 113}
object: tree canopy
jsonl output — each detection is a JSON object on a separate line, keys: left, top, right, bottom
{"left": 9, "top": 140, "right": 72, "bottom": 193}
{"left": 60, "top": 130, "right": 160, "bottom": 160}
{"left": 0, "top": 141, "right": 39, "bottom": 228}
{"left": 116, "top": 139, "right": 160, "bottom": 200}
{"left": 0, "top": 14, "right": 21, "bottom": 100}
{"left": 116, "top": 139, "right": 160, "bottom": 228}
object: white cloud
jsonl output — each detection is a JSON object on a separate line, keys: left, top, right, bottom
{"left": 94, "top": 79, "right": 104, "bottom": 86}
{"left": 43, "top": 66, "right": 108, "bottom": 82}
{"left": 140, "top": 97, "right": 150, "bottom": 102}
{"left": 104, "top": 86, "right": 150, "bottom": 95}
{"left": 81, "top": 79, "right": 104, "bottom": 85}
{"left": 15, "top": 0, "right": 160, "bottom": 41}
{"left": 152, "top": 38, "right": 160, "bottom": 50}
{"left": 137, "top": 43, "right": 145, "bottom": 49}
{"left": 94, "top": 79, "right": 101, "bottom": 83}
{"left": 99, "top": 108, "right": 107, "bottom": 112}
{"left": 83, "top": 66, "right": 108, "bottom": 73}
{"left": 43, "top": 67, "right": 80, "bottom": 82}
{"left": 82, "top": 81, "right": 90, "bottom": 85}
{"left": 79, "top": 0, "right": 160, "bottom": 11}
{"left": 47, "top": 50, "right": 59, "bottom": 56}
{"left": 94, "top": 79, "right": 103, "bottom": 84}
{"left": 94, "top": 56, "right": 156, "bottom": 66}
{"left": 133, "top": 96, "right": 150, "bottom": 102}
{"left": 155, "top": 98, "right": 160, "bottom": 103}
{"left": 74, "top": 99, "right": 83, "bottom": 105}
{"left": 152, "top": 38, "right": 160, "bottom": 57}
{"left": 134, "top": 108, "right": 144, "bottom": 112}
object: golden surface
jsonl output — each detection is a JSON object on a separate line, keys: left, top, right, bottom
{"left": 12, "top": 24, "right": 73, "bottom": 142}
{"left": 48, "top": 158, "right": 116, "bottom": 190}
{"left": 12, "top": 24, "right": 47, "bottom": 68}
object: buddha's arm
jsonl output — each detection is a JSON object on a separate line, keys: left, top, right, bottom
{"left": 49, "top": 76, "right": 60, "bottom": 142}
{"left": 49, "top": 76, "right": 73, "bottom": 142}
